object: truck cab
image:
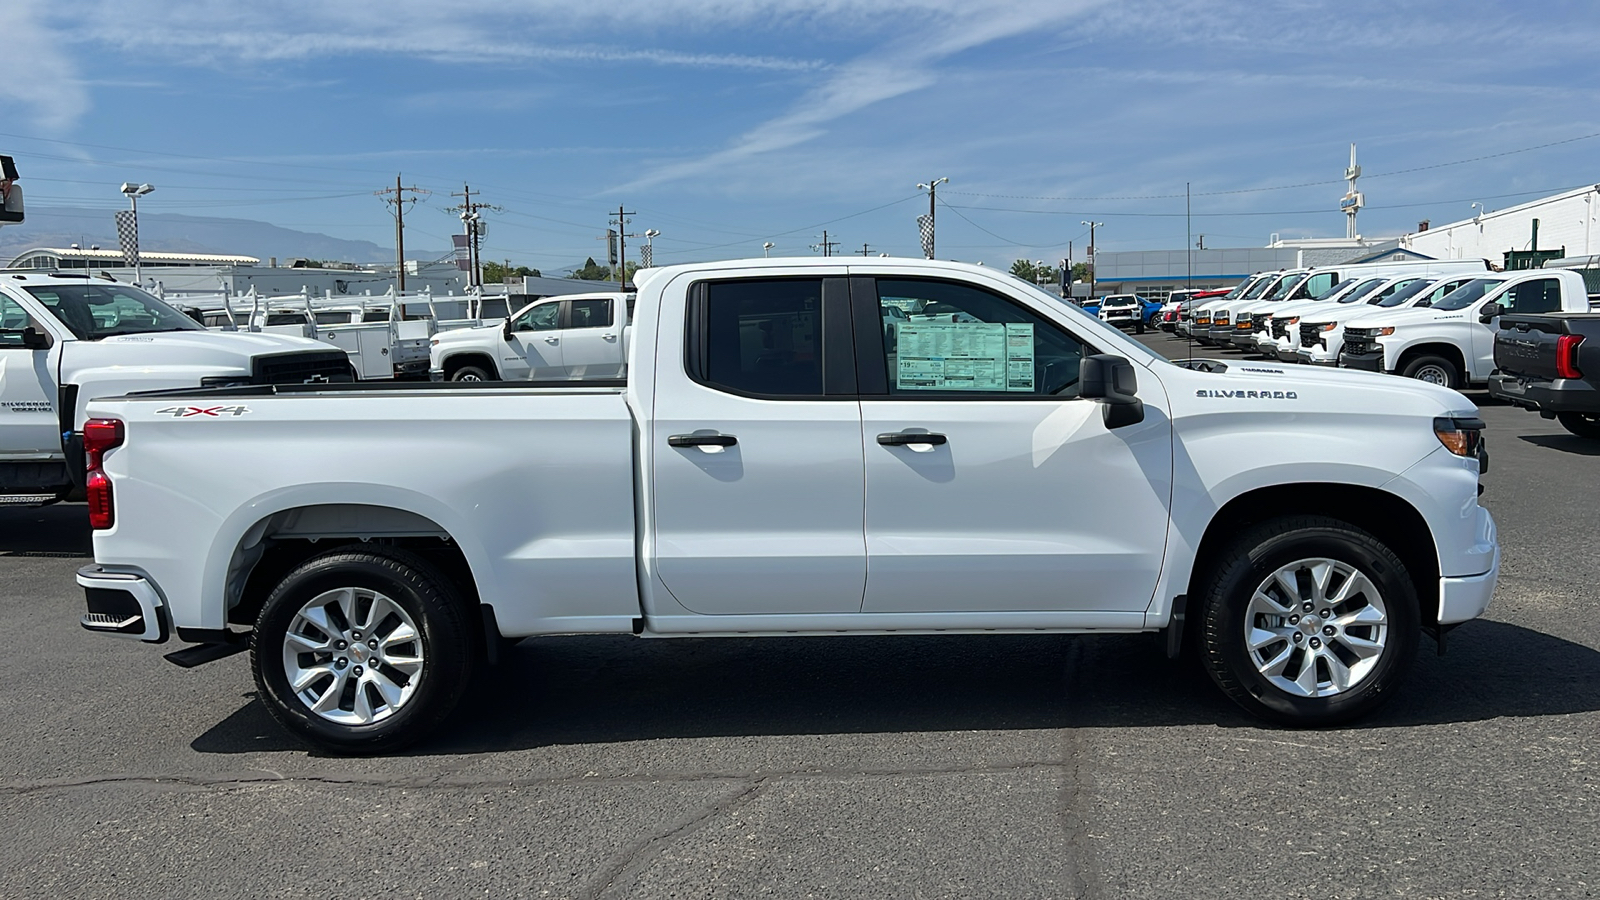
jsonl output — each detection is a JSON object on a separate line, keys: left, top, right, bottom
{"left": 430, "top": 292, "right": 630, "bottom": 382}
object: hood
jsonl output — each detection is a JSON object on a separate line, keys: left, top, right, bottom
{"left": 1161, "top": 355, "right": 1469, "bottom": 412}
{"left": 1344, "top": 306, "right": 1467, "bottom": 328}
{"left": 433, "top": 323, "right": 504, "bottom": 346}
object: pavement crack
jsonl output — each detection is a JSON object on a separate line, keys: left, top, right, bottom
{"left": 585, "top": 777, "right": 767, "bottom": 900}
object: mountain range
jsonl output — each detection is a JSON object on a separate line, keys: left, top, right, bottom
{"left": 0, "top": 207, "right": 448, "bottom": 266}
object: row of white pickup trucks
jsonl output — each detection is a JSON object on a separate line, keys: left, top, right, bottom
{"left": 1177, "top": 261, "right": 1594, "bottom": 387}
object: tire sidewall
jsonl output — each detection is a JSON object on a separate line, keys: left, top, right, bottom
{"left": 252, "top": 552, "right": 469, "bottom": 753}
{"left": 1204, "top": 523, "right": 1420, "bottom": 724}
{"left": 1557, "top": 412, "right": 1600, "bottom": 439}
{"left": 450, "top": 365, "right": 490, "bottom": 382}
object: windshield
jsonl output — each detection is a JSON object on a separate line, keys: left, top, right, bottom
{"left": 1218, "top": 279, "right": 1255, "bottom": 301}
{"left": 1335, "top": 278, "right": 1388, "bottom": 304}
{"left": 1432, "top": 277, "right": 1507, "bottom": 311}
{"left": 1314, "top": 278, "right": 1358, "bottom": 300}
{"left": 1016, "top": 281, "right": 1162, "bottom": 365}
{"left": 1372, "top": 279, "right": 1436, "bottom": 308}
{"left": 1241, "top": 276, "right": 1281, "bottom": 301}
{"left": 23, "top": 283, "right": 205, "bottom": 340}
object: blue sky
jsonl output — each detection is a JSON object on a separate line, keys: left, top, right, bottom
{"left": 4, "top": 0, "right": 1599, "bottom": 273}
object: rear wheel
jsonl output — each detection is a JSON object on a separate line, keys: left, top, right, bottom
{"left": 1400, "top": 354, "right": 1460, "bottom": 388}
{"left": 252, "top": 548, "right": 474, "bottom": 754}
{"left": 450, "top": 365, "right": 491, "bottom": 382}
{"left": 1197, "top": 515, "right": 1420, "bottom": 726}
{"left": 1557, "top": 412, "right": 1600, "bottom": 439}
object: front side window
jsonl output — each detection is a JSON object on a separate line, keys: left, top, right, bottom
{"left": 568, "top": 298, "right": 613, "bottom": 329}
{"left": 512, "top": 302, "right": 561, "bottom": 332}
{"left": 0, "top": 294, "right": 38, "bottom": 347}
{"left": 1411, "top": 278, "right": 1472, "bottom": 308}
{"left": 1295, "top": 272, "right": 1338, "bottom": 300}
{"left": 23, "top": 283, "right": 203, "bottom": 340}
{"left": 1372, "top": 279, "right": 1435, "bottom": 308}
{"left": 695, "top": 278, "right": 822, "bottom": 397}
{"left": 1336, "top": 278, "right": 1388, "bottom": 304}
{"left": 1267, "top": 274, "right": 1307, "bottom": 301}
{"left": 876, "top": 279, "right": 1085, "bottom": 397}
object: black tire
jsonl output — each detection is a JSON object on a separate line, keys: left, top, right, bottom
{"left": 1197, "top": 515, "right": 1420, "bottom": 726}
{"left": 1557, "top": 411, "right": 1600, "bottom": 439}
{"left": 450, "top": 365, "right": 492, "bottom": 382}
{"left": 1399, "top": 354, "right": 1460, "bottom": 389}
{"left": 252, "top": 547, "right": 475, "bottom": 755}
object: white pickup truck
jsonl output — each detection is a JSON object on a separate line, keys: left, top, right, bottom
{"left": 429, "top": 292, "right": 630, "bottom": 381}
{"left": 75, "top": 257, "right": 1499, "bottom": 754}
{"left": 1338, "top": 268, "right": 1594, "bottom": 388}
{"left": 1, "top": 273, "right": 353, "bottom": 502}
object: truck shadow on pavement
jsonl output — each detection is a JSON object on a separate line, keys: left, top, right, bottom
{"left": 0, "top": 503, "right": 91, "bottom": 557}
{"left": 190, "top": 619, "right": 1600, "bottom": 755}
{"left": 1518, "top": 434, "right": 1600, "bottom": 456}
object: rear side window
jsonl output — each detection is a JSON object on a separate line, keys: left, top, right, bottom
{"left": 693, "top": 278, "right": 822, "bottom": 397}
{"left": 568, "top": 298, "right": 613, "bottom": 328}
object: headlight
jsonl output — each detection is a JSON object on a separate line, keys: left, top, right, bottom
{"left": 1378, "top": 327, "right": 1396, "bottom": 336}
{"left": 1285, "top": 317, "right": 1300, "bottom": 325}
{"left": 1320, "top": 322, "right": 1338, "bottom": 332}
{"left": 430, "top": 337, "right": 440, "bottom": 346}
{"left": 1434, "top": 415, "right": 1485, "bottom": 458}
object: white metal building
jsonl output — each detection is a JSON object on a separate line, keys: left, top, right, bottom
{"left": 1400, "top": 184, "right": 1600, "bottom": 263}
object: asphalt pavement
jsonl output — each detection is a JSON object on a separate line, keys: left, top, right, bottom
{"left": 1, "top": 336, "right": 1595, "bottom": 899}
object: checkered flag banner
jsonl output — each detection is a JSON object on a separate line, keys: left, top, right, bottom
{"left": 916, "top": 214, "right": 934, "bottom": 259}
{"left": 114, "top": 210, "right": 140, "bottom": 269}
{"left": 640, "top": 244, "right": 652, "bottom": 268}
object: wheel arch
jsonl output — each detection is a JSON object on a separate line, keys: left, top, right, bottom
{"left": 1185, "top": 483, "right": 1442, "bottom": 626}
{"left": 214, "top": 500, "right": 492, "bottom": 638}
{"left": 1393, "top": 342, "right": 1466, "bottom": 381}
{"left": 440, "top": 351, "right": 498, "bottom": 379}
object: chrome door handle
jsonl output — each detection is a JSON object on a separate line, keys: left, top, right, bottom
{"left": 602, "top": 334, "right": 618, "bottom": 341}
{"left": 544, "top": 337, "right": 559, "bottom": 344}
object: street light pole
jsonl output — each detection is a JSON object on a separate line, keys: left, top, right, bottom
{"left": 916, "top": 176, "right": 948, "bottom": 259}
{"left": 1080, "top": 221, "right": 1102, "bottom": 296}
{"left": 762, "top": 242, "right": 775, "bottom": 257}
{"left": 119, "top": 182, "right": 153, "bottom": 287}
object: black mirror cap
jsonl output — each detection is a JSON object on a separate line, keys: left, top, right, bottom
{"left": 1081, "top": 353, "right": 1138, "bottom": 402}
{"left": 1479, "top": 301, "right": 1504, "bottom": 324}
{"left": 20, "top": 326, "right": 50, "bottom": 350}
{"left": 502, "top": 319, "right": 514, "bottom": 340}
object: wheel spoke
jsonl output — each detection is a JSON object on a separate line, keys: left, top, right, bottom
{"left": 369, "top": 669, "right": 407, "bottom": 709}
{"left": 351, "top": 677, "right": 375, "bottom": 722}
{"left": 1330, "top": 572, "right": 1378, "bottom": 607}
{"left": 381, "top": 621, "right": 419, "bottom": 649}
{"left": 285, "top": 629, "right": 330, "bottom": 653}
{"left": 309, "top": 672, "right": 346, "bottom": 714}
{"left": 1333, "top": 604, "right": 1386, "bottom": 629}
{"left": 1248, "top": 626, "right": 1292, "bottom": 652}
{"left": 290, "top": 663, "right": 336, "bottom": 692}
{"left": 297, "top": 602, "right": 338, "bottom": 640}
{"left": 1273, "top": 570, "right": 1302, "bottom": 604}
{"left": 1258, "top": 643, "right": 1294, "bottom": 678}
{"left": 1248, "top": 590, "right": 1293, "bottom": 618}
{"left": 1294, "top": 651, "right": 1323, "bottom": 695}
{"left": 362, "top": 594, "right": 396, "bottom": 632}
{"left": 1336, "top": 633, "right": 1385, "bottom": 660}
{"left": 1324, "top": 651, "right": 1354, "bottom": 692}
{"left": 1307, "top": 561, "right": 1335, "bottom": 604}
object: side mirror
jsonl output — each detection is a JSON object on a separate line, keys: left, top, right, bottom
{"left": 1478, "top": 301, "right": 1504, "bottom": 324}
{"left": 21, "top": 326, "right": 51, "bottom": 350}
{"left": 1080, "top": 353, "right": 1144, "bottom": 429}
{"left": 502, "top": 318, "right": 514, "bottom": 341}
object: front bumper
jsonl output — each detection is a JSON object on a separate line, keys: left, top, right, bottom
{"left": 78, "top": 565, "right": 169, "bottom": 643}
{"left": 1438, "top": 511, "right": 1500, "bottom": 625}
{"left": 1488, "top": 373, "right": 1600, "bottom": 416}
{"left": 1339, "top": 348, "right": 1386, "bottom": 372}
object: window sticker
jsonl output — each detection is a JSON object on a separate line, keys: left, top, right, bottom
{"left": 895, "top": 321, "right": 1034, "bottom": 391}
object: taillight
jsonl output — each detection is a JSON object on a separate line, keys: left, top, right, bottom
{"left": 83, "top": 418, "right": 124, "bottom": 530}
{"left": 1556, "top": 334, "right": 1585, "bottom": 380}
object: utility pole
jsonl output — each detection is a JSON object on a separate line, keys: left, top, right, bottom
{"left": 856, "top": 242, "right": 873, "bottom": 256}
{"left": 1080, "top": 221, "right": 1103, "bottom": 296}
{"left": 377, "top": 174, "right": 429, "bottom": 291}
{"left": 811, "top": 230, "right": 839, "bottom": 257}
{"left": 447, "top": 184, "right": 501, "bottom": 289}
{"left": 610, "top": 205, "right": 635, "bottom": 285}
{"left": 916, "top": 177, "right": 948, "bottom": 259}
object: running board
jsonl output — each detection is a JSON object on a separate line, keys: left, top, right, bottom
{"left": 164, "top": 640, "right": 249, "bottom": 668}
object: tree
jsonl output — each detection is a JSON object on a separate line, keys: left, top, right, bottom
{"left": 481, "top": 262, "right": 539, "bottom": 284}
{"left": 568, "top": 257, "right": 640, "bottom": 283}
{"left": 1071, "top": 262, "right": 1091, "bottom": 283}
{"left": 1009, "top": 259, "right": 1060, "bottom": 285}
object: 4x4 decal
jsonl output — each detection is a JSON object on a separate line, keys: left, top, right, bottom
{"left": 154, "top": 405, "right": 252, "bottom": 418}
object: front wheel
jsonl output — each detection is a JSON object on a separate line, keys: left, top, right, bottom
{"left": 1197, "top": 515, "right": 1420, "bottom": 726}
{"left": 252, "top": 548, "right": 475, "bottom": 754}
{"left": 1400, "top": 354, "right": 1460, "bottom": 388}
{"left": 1557, "top": 411, "right": 1600, "bottom": 439}
{"left": 450, "top": 365, "right": 492, "bottom": 382}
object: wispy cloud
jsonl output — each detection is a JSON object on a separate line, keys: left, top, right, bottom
{"left": 0, "top": 1, "right": 89, "bottom": 131}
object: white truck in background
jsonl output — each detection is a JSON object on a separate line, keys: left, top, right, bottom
{"left": 0, "top": 273, "right": 353, "bottom": 502}
{"left": 77, "top": 257, "right": 1497, "bottom": 754}
{"left": 1292, "top": 276, "right": 1502, "bottom": 366}
{"left": 1339, "top": 268, "right": 1594, "bottom": 388}
{"left": 429, "top": 292, "right": 631, "bottom": 381}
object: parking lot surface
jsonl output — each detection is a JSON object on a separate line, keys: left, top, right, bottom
{"left": 2, "top": 335, "right": 1596, "bottom": 899}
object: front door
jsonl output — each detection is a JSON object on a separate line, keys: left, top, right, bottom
{"left": 0, "top": 293, "right": 59, "bottom": 459}
{"left": 856, "top": 276, "right": 1173, "bottom": 614}
{"left": 1473, "top": 277, "right": 1561, "bottom": 378}
{"left": 559, "top": 297, "right": 625, "bottom": 379}
{"left": 650, "top": 273, "right": 866, "bottom": 615}
{"left": 501, "top": 299, "right": 564, "bottom": 379}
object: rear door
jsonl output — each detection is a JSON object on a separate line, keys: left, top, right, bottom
{"left": 855, "top": 275, "right": 1173, "bottom": 614}
{"left": 0, "top": 292, "right": 60, "bottom": 458}
{"left": 558, "top": 297, "right": 625, "bottom": 379}
{"left": 650, "top": 273, "right": 867, "bottom": 615}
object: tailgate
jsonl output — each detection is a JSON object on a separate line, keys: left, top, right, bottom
{"left": 1495, "top": 316, "right": 1568, "bottom": 379}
